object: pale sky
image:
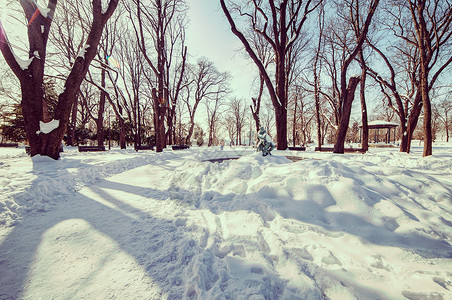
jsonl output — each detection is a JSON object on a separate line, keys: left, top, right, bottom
{"left": 186, "top": 0, "right": 257, "bottom": 101}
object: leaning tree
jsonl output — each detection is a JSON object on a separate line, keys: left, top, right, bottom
{"left": 331, "top": 0, "right": 379, "bottom": 154}
{"left": 0, "top": 0, "right": 119, "bottom": 159}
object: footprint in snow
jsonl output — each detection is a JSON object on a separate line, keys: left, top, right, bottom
{"left": 292, "top": 247, "right": 314, "bottom": 261}
{"left": 433, "top": 276, "right": 451, "bottom": 291}
{"left": 322, "top": 251, "right": 342, "bottom": 266}
{"left": 368, "top": 254, "right": 392, "bottom": 272}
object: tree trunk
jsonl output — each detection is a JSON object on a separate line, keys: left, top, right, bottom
{"left": 119, "top": 116, "right": 126, "bottom": 149}
{"left": 292, "top": 97, "right": 297, "bottom": 147}
{"left": 166, "top": 111, "right": 174, "bottom": 145}
{"left": 274, "top": 50, "right": 288, "bottom": 150}
{"left": 334, "top": 76, "right": 361, "bottom": 153}
{"left": 422, "top": 92, "right": 433, "bottom": 156}
{"left": 152, "top": 87, "right": 165, "bottom": 151}
{"left": 405, "top": 93, "right": 423, "bottom": 153}
{"left": 314, "top": 69, "right": 322, "bottom": 149}
{"left": 251, "top": 74, "right": 264, "bottom": 132}
{"left": 275, "top": 107, "right": 287, "bottom": 150}
{"left": 186, "top": 120, "right": 195, "bottom": 145}
{"left": 96, "top": 68, "right": 106, "bottom": 147}
{"left": 359, "top": 51, "right": 369, "bottom": 151}
{"left": 399, "top": 119, "right": 408, "bottom": 152}
{"left": 0, "top": 0, "right": 118, "bottom": 159}
{"left": 446, "top": 110, "right": 449, "bottom": 142}
{"left": 66, "top": 96, "right": 78, "bottom": 146}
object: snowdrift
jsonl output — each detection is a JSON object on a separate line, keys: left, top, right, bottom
{"left": 0, "top": 145, "right": 451, "bottom": 299}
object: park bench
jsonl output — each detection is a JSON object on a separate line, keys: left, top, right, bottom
{"left": 172, "top": 145, "right": 190, "bottom": 150}
{"left": 287, "top": 146, "right": 306, "bottom": 151}
{"left": 0, "top": 143, "right": 19, "bottom": 147}
{"left": 78, "top": 145, "right": 106, "bottom": 152}
{"left": 315, "top": 147, "right": 366, "bottom": 153}
{"left": 134, "top": 145, "right": 154, "bottom": 151}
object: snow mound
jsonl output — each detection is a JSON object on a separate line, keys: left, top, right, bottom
{"left": 0, "top": 148, "right": 177, "bottom": 227}
{"left": 166, "top": 150, "right": 452, "bottom": 298}
{"left": 1, "top": 145, "right": 452, "bottom": 299}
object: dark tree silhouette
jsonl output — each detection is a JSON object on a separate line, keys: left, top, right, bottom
{"left": 0, "top": 0, "right": 119, "bottom": 159}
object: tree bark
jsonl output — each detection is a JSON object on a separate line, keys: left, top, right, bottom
{"left": 333, "top": 76, "right": 361, "bottom": 153}
{"left": 406, "top": 93, "right": 423, "bottom": 153}
{"left": 292, "top": 96, "right": 297, "bottom": 147}
{"left": 0, "top": 0, "right": 118, "bottom": 159}
{"left": 250, "top": 74, "right": 265, "bottom": 132}
{"left": 66, "top": 95, "right": 78, "bottom": 146}
{"left": 96, "top": 68, "right": 107, "bottom": 147}
{"left": 358, "top": 51, "right": 369, "bottom": 151}
{"left": 333, "top": 0, "right": 379, "bottom": 154}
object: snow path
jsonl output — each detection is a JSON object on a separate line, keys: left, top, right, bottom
{"left": 1, "top": 158, "right": 187, "bottom": 299}
{"left": 1, "top": 146, "right": 452, "bottom": 299}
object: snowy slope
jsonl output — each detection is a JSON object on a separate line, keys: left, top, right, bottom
{"left": 0, "top": 147, "right": 179, "bottom": 226}
{"left": 0, "top": 144, "right": 451, "bottom": 299}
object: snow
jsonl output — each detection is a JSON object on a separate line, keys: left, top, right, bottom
{"left": 367, "top": 120, "right": 400, "bottom": 127}
{"left": 1, "top": 144, "right": 451, "bottom": 299}
{"left": 36, "top": 119, "right": 59, "bottom": 134}
{"left": 77, "top": 44, "right": 90, "bottom": 59}
{"left": 35, "top": 3, "right": 51, "bottom": 18}
{"left": 12, "top": 50, "right": 33, "bottom": 70}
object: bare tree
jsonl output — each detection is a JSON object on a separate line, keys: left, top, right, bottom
{"left": 332, "top": 0, "right": 380, "bottom": 153}
{"left": 0, "top": 0, "right": 119, "bottom": 159}
{"left": 205, "top": 83, "right": 230, "bottom": 146}
{"left": 435, "top": 98, "right": 451, "bottom": 142}
{"left": 260, "top": 100, "right": 275, "bottom": 138}
{"left": 128, "top": 0, "right": 188, "bottom": 152}
{"left": 85, "top": 10, "right": 123, "bottom": 148}
{"left": 403, "top": 0, "right": 452, "bottom": 156}
{"left": 220, "top": 0, "right": 321, "bottom": 150}
{"left": 288, "top": 85, "right": 314, "bottom": 147}
{"left": 368, "top": 0, "right": 451, "bottom": 155}
{"left": 223, "top": 114, "right": 236, "bottom": 146}
{"left": 121, "top": 33, "right": 146, "bottom": 147}
{"left": 164, "top": 14, "right": 188, "bottom": 146}
{"left": 313, "top": 4, "right": 325, "bottom": 148}
{"left": 184, "top": 58, "right": 229, "bottom": 145}
{"left": 249, "top": 33, "right": 272, "bottom": 133}
{"left": 47, "top": 0, "right": 95, "bottom": 147}
{"left": 229, "top": 97, "right": 248, "bottom": 145}
{"left": 366, "top": 42, "right": 418, "bottom": 153}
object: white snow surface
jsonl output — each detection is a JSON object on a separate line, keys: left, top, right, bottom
{"left": 12, "top": 50, "right": 33, "bottom": 70}
{"left": 77, "top": 44, "right": 90, "bottom": 59}
{"left": 36, "top": 2, "right": 51, "bottom": 18}
{"left": 367, "top": 120, "right": 400, "bottom": 127}
{"left": 36, "top": 119, "right": 59, "bottom": 134}
{"left": 0, "top": 145, "right": 451, "bottom": 299}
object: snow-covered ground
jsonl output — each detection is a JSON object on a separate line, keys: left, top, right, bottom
{"left": 0, "top": 144, "right": 451, "bottom": 299}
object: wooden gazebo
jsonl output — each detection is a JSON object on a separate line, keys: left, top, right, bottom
{"left": 360, "top": 120, "right": 399, "bottom": 144}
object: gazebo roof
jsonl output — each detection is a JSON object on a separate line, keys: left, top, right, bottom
{"left": 360, "top": 120, "right": 399, "bottom": 129}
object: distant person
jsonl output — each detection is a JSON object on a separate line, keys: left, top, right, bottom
{"left": 220, "top": 139, "right": 225, "bottom": 150}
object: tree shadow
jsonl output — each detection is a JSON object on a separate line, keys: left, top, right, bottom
{"left": 101, "top": 176, "right": 452, "bottom": 260}
{"left": 0, "top": 162, "right": 197, "bottom": 299}
{"left": 1, "top": 157, "right": 451, "bottom": 299}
